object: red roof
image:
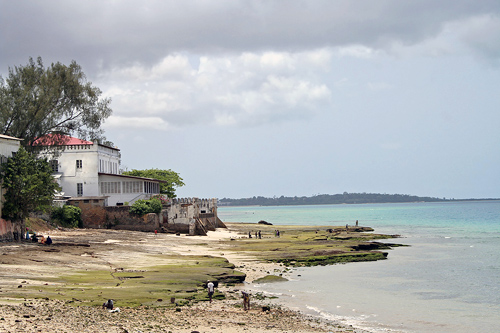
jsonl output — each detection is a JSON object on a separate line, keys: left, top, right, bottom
{"left": 32, "top": 134, "right": 93, "bottom": 146}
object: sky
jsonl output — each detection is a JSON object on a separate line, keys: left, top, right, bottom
{"left": 1, "top": 0, "right": 500, "bottom": 200}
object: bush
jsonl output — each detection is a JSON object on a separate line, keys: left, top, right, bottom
{"left": 130, "top": 198, "right": 162, "bottom": 216}
{"left": 51, "top": 205, "right": 82, "bottom": 228}
{"left": 148, "top": 198, "right": 162, "bottom": 214}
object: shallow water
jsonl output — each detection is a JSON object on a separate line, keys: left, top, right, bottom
{"left": 219, "top": 201, "right": 500, "bottom": 332}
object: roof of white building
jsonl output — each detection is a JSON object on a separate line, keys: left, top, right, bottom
{"left": 32, "top": 134, "right": 119, "bottom": 150}
{"left": 98, "top": 172, "right": 168, "bottom": 183}
{"left": 0, "top": 134, "right": 23, "bottom": 141}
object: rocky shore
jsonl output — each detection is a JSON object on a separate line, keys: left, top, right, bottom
{"left": 0, "top": 224, "right": 377, "bottom": 332}
{"left": 0, "top": 298, "right": 361, "bottom": 332}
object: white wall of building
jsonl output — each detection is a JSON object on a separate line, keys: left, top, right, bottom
{"left": 39, "top": 140, "right": 160, "bottom": 206}
{"left": 0, "top": 135, "right": 22, "bottom": 218}
{"left": 0, "top": 135, "right": 21, "bottom": 159}
{"left": 40, "top": 142, "right": 120, "bottom": 199}
{"left": 98, "top": 174, "right": 160, "bottom": 206}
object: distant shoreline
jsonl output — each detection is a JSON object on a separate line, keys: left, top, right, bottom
{"left": 219, "top": 198, "right": 500, "bottom": 207}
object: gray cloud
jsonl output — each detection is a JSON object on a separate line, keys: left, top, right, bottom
{"left": 2, "top": 0, "right": 500, "bottom": 74}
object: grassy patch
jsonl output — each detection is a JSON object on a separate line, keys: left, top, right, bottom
{"left": 223, "top": 223, "right": 405, "bottom": 267}
{"left": 2, "top": 254, "right": 243, "bottom": 307}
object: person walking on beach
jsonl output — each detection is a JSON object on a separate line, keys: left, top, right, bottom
{"left": 241, "top": 291, "right": 250, "bottom": 310}
{"left": 207, "top": 280, "right": 215, "bottom": 303}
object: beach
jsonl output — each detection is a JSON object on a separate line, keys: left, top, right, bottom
{"left": 0, "top": 225, "right": 369, "bottom": 332}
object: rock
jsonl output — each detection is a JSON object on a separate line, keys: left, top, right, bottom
{"left": 258, "top": 220, "right": 272, "bottom": 225}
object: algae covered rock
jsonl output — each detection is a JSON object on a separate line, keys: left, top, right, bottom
{"left": 253, "top": 275, "right": 288, "bottom": 283}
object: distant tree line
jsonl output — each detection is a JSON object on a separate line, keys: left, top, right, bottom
{"left": 218, "top": 192, "right": 449, "bottom": 206}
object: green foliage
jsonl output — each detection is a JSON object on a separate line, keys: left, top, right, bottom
{"left": 148, "top": 198, "right": 162, "bottom": 214}
{"left": 122, "top": 168, "right": 184, "bottom": 198}
{"left": 0, "top": 147, "right": 61, "bottom": 221}
{"left": 0, "top": 57, "right": 112, "bottom": 150}
{"left": 51, "top": 205, "right": 82, "bottom": 228}
{"left": 129, "top": 200, "right": 149, "bottom": 216}
{"left": 130, "top": 198, "right": 162, "bottom": 216}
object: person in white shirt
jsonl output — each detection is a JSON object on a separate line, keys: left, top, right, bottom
{"left": 207, "top": 280, "right": 215, "bottom": 303}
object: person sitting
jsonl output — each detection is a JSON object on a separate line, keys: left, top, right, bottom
{"left": 41, "top": 236, "right": 46, "bottom": 244}
{"left": 102, "top": 299, "right": 114, "bottom": 310}
{"left": 45, "top": 236, "right": 52, "bottom": 245}
{"left": 31, "top": 234, "right": 38, "bottom": 242}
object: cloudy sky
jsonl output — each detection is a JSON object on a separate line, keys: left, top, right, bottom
{"left": 1, "top": 0, "right": 500, "bottom": 199}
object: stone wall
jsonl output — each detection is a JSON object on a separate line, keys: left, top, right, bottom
{"left": 0, "top": 218, "right": 23, "bottom": 242}
{"left": 76, "top": 197, "right": 223, "bottom": 236}
{"left": 79, "top": 204, "right": 159, "bottom": 232}
{"left": 160, "top": 198, "right": 225, "bottom": 235}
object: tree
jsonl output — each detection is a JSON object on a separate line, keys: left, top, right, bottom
{"left": 122, "top": 168, "right": 185, "bottom": 198}
{"left": 0, "top": 147, "right": 61, "bottom": 221}
{"left": 129, "top": 198, "right": 163, "bottom": 216}
{"left": 51, "top": 205, "right": 82, "bottom": 228}
{"left": 0, "top": 57, "right": 112, "bottom": 151}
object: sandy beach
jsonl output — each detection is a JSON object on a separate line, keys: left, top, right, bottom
{"left": 0, "top": 225, "right": 369, "bottom": 332}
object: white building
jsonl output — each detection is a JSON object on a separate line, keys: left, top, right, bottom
{"left": 36, "top": 135, "right": 163, "bottom": 206}
{"left": 0, "top": 134, "right": 22, "bottom": 218}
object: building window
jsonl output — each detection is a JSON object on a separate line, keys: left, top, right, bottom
{"left": 77, "top": 183, "right": 83, "bottom": 196}
{"left": 144, "top": 181, "right": 160, "bottom": 194}
{"left": 123, "top": 181, "right": 142, "bottom": 193}
{"left": 76, "top": 160, "right": 82, "bottom": 169}
{"left": 101, "top": 181, "right": 121, "bottom": 194}
{"left": 50, "top": 160, "right": 59, "bottom": 172}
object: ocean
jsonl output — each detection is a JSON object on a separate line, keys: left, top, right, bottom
{"left": 218, "top": 201, "right": 500, "bottom": 332}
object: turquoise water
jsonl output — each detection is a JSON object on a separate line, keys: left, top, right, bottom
{"left": 219, "top": 201, "right": 500, "bottom": 332}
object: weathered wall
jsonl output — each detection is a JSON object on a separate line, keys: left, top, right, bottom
{"left": 161, "top": 198, "right": 223, "bottom": 235}
{"left": 105, "top": 207, "right": 159, "bottom": 232}
{"left": 0, "top": 218, "right": 23, "bottom": 242}
{"left": 77, "top": 197, "right": 221, "bottom": 236}
{"left": 79, "top": 205, "right": 159, "bottom": 232}
{"left": 0, "top": 218, "right": 13, "bottom": 242}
